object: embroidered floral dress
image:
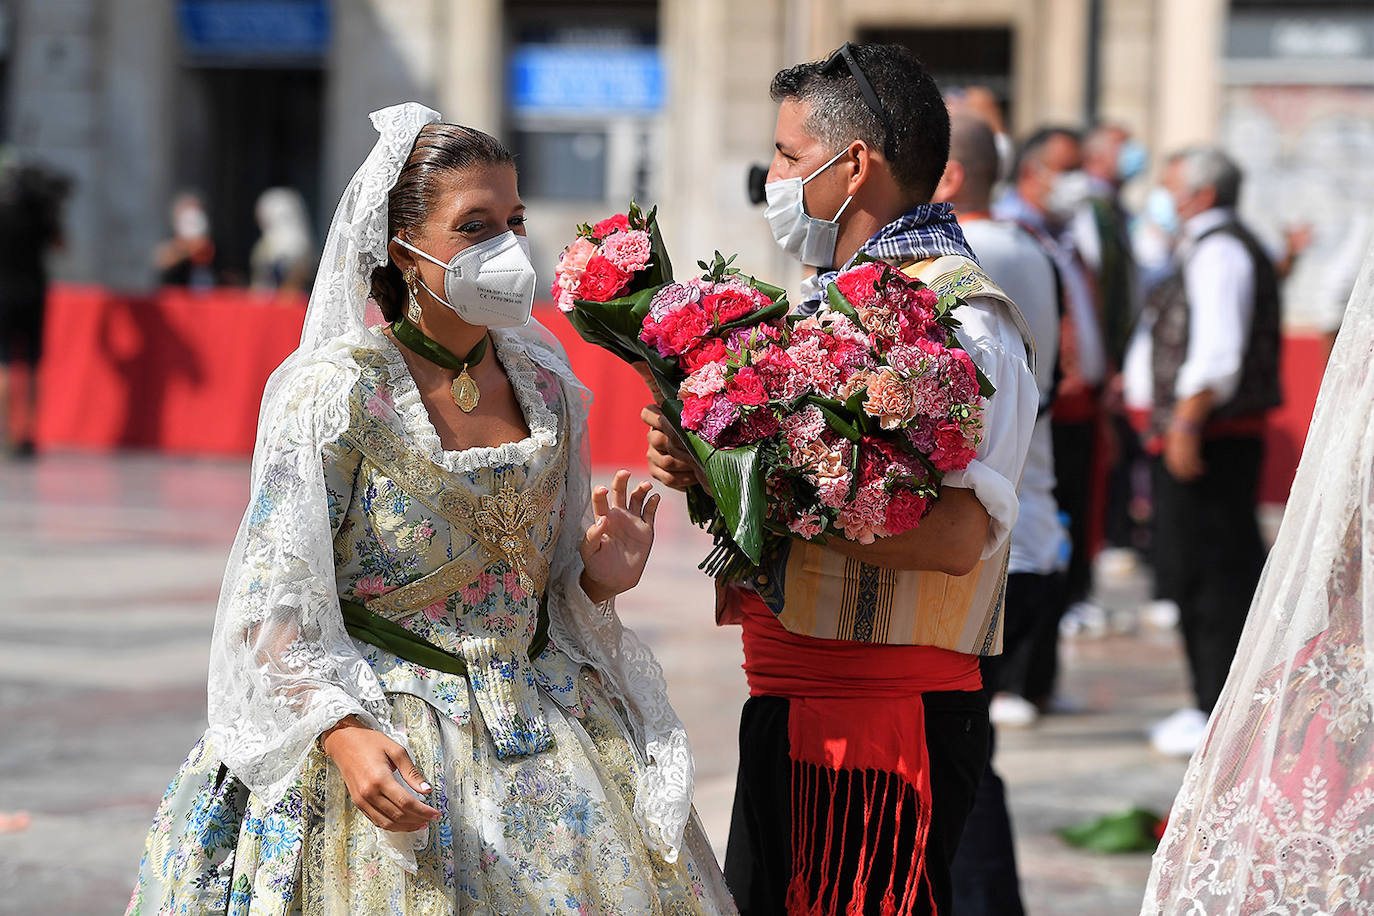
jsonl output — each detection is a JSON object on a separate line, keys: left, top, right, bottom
{"left": 126, "top": 333, "right": 734, "bottom": 915}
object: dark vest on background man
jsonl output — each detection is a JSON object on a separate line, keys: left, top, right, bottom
{"left": 1147, "top": 218, "right": 1282, "bottom": 440}
{"left": 1089, "top": 195, "right": 1137, "bottom": 367}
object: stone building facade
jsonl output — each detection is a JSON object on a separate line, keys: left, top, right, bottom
{"left": 3, "top": 0, "right": 1370, "bottom": 326}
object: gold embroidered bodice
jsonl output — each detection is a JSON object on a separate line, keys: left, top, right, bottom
{"left": 321, "top": 341, "right": 584, "bottom": 757}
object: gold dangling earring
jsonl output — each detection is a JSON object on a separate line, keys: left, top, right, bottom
{"left": 404, "top": 267, "right": 423, "bottom": 323}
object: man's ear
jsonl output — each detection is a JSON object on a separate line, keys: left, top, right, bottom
{"left": 932, "top": 160, "right": 965, "bottom": 205}
{"left": 844, "top": 140, "right": 873, "bottom": 197}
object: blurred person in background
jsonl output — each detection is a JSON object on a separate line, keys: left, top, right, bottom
{"left": 250, "top": 186, "right": 315, "bottom": 294}
{"left": 996, "top": 127, "right": 1110, "bottom": 712}
{"left": 937, "top": 109, "right": 1068, "bottom": 916}
{"left": 0, "top": 159, "right": 70, "bottom": 458}
{"left": 153, "top": 190, "right": 216, "bottom": 289}
{"left": 1075, "top": 123, "right": 1153, "bottom": 562}
{"left": 1122, "top": 147, "right": 1281, "bottom": 757}
{"left": 645, "top": 42, "right": 1038, "bottom": 916}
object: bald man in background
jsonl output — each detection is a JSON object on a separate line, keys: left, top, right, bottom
{"left": 935, "top": 110, "right": 1068, "bottom": 916}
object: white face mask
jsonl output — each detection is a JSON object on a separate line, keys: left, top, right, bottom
{"left": 392, "top": 231, "right": 536, "bottom": 329}
{"left": 763, "top": 146, "right": 855, "bottom": 268}
{"left": 1046, "top": 169, "right": 1093, "bottom": 222}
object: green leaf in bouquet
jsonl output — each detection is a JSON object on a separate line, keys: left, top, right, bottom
{"left": 682, "top": 431, "right": 766, "bottom": 565}
{"left": 806, "top": 395, "right": 863, "bottom": 443}
{"left": 639, "top": 203, "right": 674, "bottom": 287}
{"left": 715, "top": 299, "right": 791, "bottom": 337}
{"left": 825, "top": 282, "right": 866, "bottom": 331}
{"left": 565, "top": 308, "right": 645, "bottom": 366}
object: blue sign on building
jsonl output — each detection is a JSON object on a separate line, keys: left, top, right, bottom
{"left": 508, "top": 45, "right": 666, "bottom": 116}
{"left": 177, "top": 0, "right": 331, "bottom": 61}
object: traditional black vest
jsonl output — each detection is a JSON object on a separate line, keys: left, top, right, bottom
{"left": 1147, "top": 219, "right": 1282, "bottom": 439}
{"left": 1089, "top": 196, "right": 1137, "bottom": 367}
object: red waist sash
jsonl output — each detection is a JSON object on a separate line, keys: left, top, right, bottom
{"left": 734, "top": 589, "right": 981, "bottom": 915}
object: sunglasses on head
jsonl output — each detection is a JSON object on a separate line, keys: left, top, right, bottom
{"left": 821, "top": 42, "right": 896, "bottom": 160}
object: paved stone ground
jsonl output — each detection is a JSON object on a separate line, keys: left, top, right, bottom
{"left": 0, "top": 453, "right": 1197, "bottom": 915}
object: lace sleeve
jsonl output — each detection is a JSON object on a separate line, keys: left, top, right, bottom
{"left": 206, "top": 360, "right": 394, "bottom": 806}
{"left": 517, "top": 323, "right": 696, "bottom": 864}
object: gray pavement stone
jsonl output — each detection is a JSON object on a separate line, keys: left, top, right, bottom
{"left": 0, "top": 454, "right": 1196, "bottom": 915}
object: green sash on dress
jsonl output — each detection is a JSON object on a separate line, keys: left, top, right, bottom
{"left": 340, "top": 596, "right": 550, "bottom": 676}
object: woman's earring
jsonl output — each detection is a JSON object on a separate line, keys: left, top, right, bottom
{"left": 403, "top": 267, "right": 422, "bottom": 323}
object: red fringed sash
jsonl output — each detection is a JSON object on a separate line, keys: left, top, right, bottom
{"left": 733, "top": 590, "right": 982, "bottom": 916}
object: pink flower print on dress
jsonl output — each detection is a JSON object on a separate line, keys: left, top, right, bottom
{"left": 503, "top": 569, "right": 531, "bottom": 603}
{"left": 460, "top": 571, "right": 498, "bottom": 606}
{"left": 355, "top": 575, "right": 391, "bottom": 600}
{"left": 422, "top": 600, "right": 447, "bottom": 622}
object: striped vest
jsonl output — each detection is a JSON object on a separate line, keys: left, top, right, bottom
{"left": 718, "top": 255, "right": 1035, "bottom": 656}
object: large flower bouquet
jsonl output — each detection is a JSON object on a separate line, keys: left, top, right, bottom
{"left": 551, "top": 203, "right": 676, "bottom": 366}
{"left": 556, "top": 210, "right": 993, "bottom": 579}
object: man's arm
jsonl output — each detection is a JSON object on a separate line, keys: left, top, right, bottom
{"left": 823, "top": 487, "right": 989, "bottom": 575}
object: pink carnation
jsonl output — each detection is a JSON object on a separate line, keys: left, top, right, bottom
{"left": 883, "top": 488, "right": 929, "bottom": 535}
{"left": 579, "top": 253, "right": 632, "bottom": 301}
{"left": 834, "top": 262, "right": 885, "bottom": 306}
{"left": 788, "top": 513, "right": 827, "bottom": 539}
{"left": 862, "top": 368, "right": 915, "bottom": 430}
{"left": 785, "top": 336, "right": 841, "bottom": 397}
{"left": 725, "top": 367, "right": 769, "bottom": 407}
{"left": 648, "top": 282, "right": 701, "bottom": 320}
{"left": 552, "top": 236, "right": 597, "bottom": 311}
{"left": 837, "top": 483, "right": 889, "bottom": 544}
{"left": 816, "top": 474, "right": 852, "bottom": 509}
{"left": 945, "top": 348, "right": 981, "bottom": 402}
{"left": 681, "top": 362, "right": 729, "bottom": 398}
{"left": 929, "top": 420, "right": 978, "bottom": 472}
{"left": 699, "top": 398, "right": 742, "bottom": 445}
{"left": 601, "top": 229, "right": 652, "bottom": 273}
{"left": 781, "top": 404, "right": 827, "bottom": 449}
{"left": 591, "top": 213, "right": 631, "bottom": 237}
{"left": 680, "top": 394, "right": 712, "bottom": 430}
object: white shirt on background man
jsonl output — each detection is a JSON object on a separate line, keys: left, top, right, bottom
{"left": 1123, "top": 207, "right": 1256, "bottom": 411}
{"left": 961, "top": 218, "right": 1069, "bottom": 577}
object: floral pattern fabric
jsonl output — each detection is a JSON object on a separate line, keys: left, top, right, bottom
{"left": 127, "top": 334, "right": 735, "bottom": 915}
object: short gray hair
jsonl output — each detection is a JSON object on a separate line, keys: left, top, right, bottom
{"left": 1172, "top": 146, "right": 1242, "bottom": 208}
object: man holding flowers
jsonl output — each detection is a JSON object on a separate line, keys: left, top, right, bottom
{"left": 644, "top": 43, "right": 1039, "bottom": 916}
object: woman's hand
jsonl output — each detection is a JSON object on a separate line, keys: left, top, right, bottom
{"left": 320, "top": 716, "right": 441, "bottom": 832}
{"left": 579, "top": 470, "right": 660, "bottom": 603}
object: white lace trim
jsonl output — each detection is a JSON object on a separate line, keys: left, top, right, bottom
{"left": 374, "top": 330, "right": 559, "bottom": 474}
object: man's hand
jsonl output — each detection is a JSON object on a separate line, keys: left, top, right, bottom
{"left": 321, "top": 717, "right": 441, "bottom": 832}
{"left": 642, "top": 404, "right": 701, "bottom": 491}
{"left": 1164, "top": 428, "right": 1205, "bottom": 482}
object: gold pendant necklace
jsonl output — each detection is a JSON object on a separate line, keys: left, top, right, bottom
{"left": 451, "top": 369, "right": 480, "bottom": 412}
{"left": 390, "top": 318, "right": 489, "bottom": 414}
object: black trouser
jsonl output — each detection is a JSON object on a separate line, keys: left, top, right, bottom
{"left": 725, "top": 690, "right": 990, "bottom": 916}
{"left": 1105, "top": 412, "right": 1150, "bottom": 552}
{"left": 1051, "top": 419, "right": 1098, "bottom": 607}
{"left": 949, "top": 572, "right": 1060, "bottom": 916}
{"left": 1151, "top": 436, "right": 1266, "bottom": 713}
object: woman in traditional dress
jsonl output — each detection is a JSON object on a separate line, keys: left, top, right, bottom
{"left": 1142, "top": 242, "right": 1374, "bottom": 913}
{"left": 126, "top": 103, "right": 735, "bottom": 915}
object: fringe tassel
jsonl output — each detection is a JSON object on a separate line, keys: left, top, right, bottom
{"left": 786, "top": 761, "right": 934, "bottom": 916}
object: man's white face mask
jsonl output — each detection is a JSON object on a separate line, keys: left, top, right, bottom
{"left": 763, "top": 145, "right": 856, "bottom": 268}
{"left": 392, "top": 231, "right": 536, "bottom": 329}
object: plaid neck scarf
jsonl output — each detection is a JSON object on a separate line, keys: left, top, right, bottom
{"left": 797, "top": 202, "right": 978, "bottom": 316}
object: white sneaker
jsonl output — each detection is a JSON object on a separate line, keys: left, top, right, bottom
{"left": 1150, "top": 707, "right": 1209, "bottom": 757}
{"left": 990, "top": 693, "right": 1039, "bottom": 728}
{"left": 1060, "top": 600, "right": 1109, "bottom": 638}
{"left": 1142, "top": 599, "right": 1181, "bottom": 631}
{"left": 1095, "top": 547, "right": 1139, "bottom": 584}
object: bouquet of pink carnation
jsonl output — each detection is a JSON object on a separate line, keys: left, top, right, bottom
{"left": 551, "top": 203, "right": 675, "bottom": 365}
{"left": 660, "top": 254, "right": 993, "bottom": 575}
{"left": 554, "top": 204, "right": 993, "bottom": 577}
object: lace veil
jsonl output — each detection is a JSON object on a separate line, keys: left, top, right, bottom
{"left": 205, "top": 103, "right": 695, "bottom": 862}
{"left": 1143, "top": 240, "right": 1374, "bottom": 911}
